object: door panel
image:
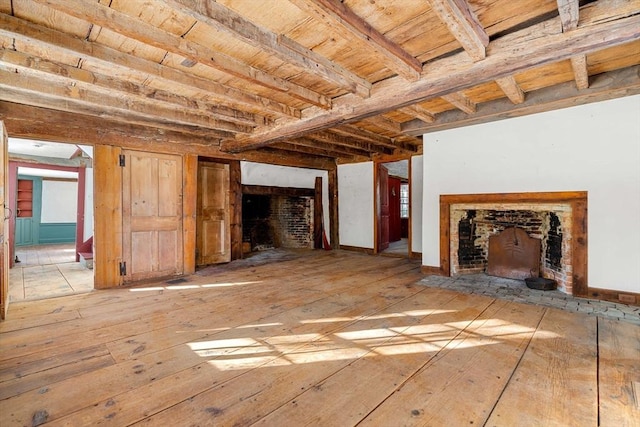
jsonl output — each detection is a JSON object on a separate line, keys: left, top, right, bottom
{"left": 388, "top": 176, "right": 402, "bottom": 242}
{"left": 1, "top": 121, "right": 8, "bottom": 319}
{"left": 123, "top": 150, "right": 183, "bottom": 282}
{"left": 377, "top": 164, "right": 389, "bottom": 251}
{"left": 197, "top": 162, "right": 230, "bottom": 266}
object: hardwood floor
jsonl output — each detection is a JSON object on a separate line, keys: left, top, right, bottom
{"left": 9, "top": 244, "right": 93, "bottom": 301}
{"left": 0, "top": 250, "right": 637, "bottom": 426}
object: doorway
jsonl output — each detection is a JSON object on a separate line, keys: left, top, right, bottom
{"left": 376, "top": 159, "right": 410, "bottom": 257}
{"left": 7, "top": 139, "right": 94, "bottom": 301}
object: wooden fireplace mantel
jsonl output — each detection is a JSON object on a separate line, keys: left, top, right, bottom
{"left": 428, "top": 191, "right": 588, "bottom": 297}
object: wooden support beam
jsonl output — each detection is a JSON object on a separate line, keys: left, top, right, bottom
{"left": 0, "top": 71, "right": 233, "bottom": 140}
{"left": 571, "top": 55, "right": 590, "bottom": 89}
{"left": 289, "top": 0, "right": 421, "bottom": 80}
{"left": 401, "top": 65, "right": 640, "bottom": 135}
{"left": 8, "top": 152, "right": 92, "bottom": 168}
{"left": 495, "top": 75, "right": 526, "bottom": 104}
{"left": 557, "top": 0, "right": 580, "bottom": 31}
{"left": 442, "top": 92, "right": 476, "bottom": 114}
{"left": 0, "top": 49, "right": 262, "bottom": 127}
{"left": 557, "top": 0, "right": 590, "bottom": 90}
{"left": 427, "top": 0, "right": 489, "bottom": 61}
{"left": 307, "top": 131, "right": 395, "bottom": 155}
{"left": 273, "top": 140, "right": 369, "bottom": 161}
{"left": 242, "top": 185, "right": 315, "bottom": 197}
{"left": 0, "top": 14, "right": 300, "bottom": 119}
{"left": 400, "top": 105, "right": 436, "bottom": 123}
{"left": 221, "top": 7, "right": 640, "bottom": 152}
{"left": 0, "top": 67, "right": 252, "bottom": 135}
{"left": 31, "top": 0, "right": 331, "bottom": 109}
{"left": 162, "top": 0, "right": 372, "bottom": 97}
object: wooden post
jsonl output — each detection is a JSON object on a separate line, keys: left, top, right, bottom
{"left": 183, "top": 154, "right": 197, "bottom": 275}
{"left": 229, "top": 160, "right": 242, "bottom": 260}
{"left": 314, "top": 177, "right": 323, "bottom": 249}
{"left": 328, "top": 167, "right": 339, "bottom": 249}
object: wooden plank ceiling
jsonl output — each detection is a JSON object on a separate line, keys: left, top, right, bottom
{"left": 0, "top": 0, "right": 638, "bottom": 167}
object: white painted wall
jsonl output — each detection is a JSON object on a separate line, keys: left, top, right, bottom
{"left": 338, "top": 162, "right": 374, "bottom": 248}
{"left": 411, "top": 155, "right": 423, "bottom": 254}
{"left": 422, "top": 95, "right": 640, "bottom": 293}
{"left": 240, "top": 162, "right": 331, "bottom": 243}
{"left": 41, "top": 180, "right": 77, "bottom": 223}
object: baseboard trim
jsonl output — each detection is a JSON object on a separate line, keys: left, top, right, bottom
{"left": 587, "top": 288, "right": 639, "bottom": 307}
{"left": 339, "top": 245, "right": 374, "bottom": 255}
{"left": 421, "top": 265, "right": 448, "bottom": 276}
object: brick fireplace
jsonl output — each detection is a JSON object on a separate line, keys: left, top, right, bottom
{"left": 242, "top": 185, "right": 320, "bottom": 252}
{"left": 435, "top": 192, "right": 588, "bottom": 296}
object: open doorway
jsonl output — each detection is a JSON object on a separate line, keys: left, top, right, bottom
{"left": 376, "top": 159, "right": 410, "bottom": 257}
{"left": 8, "top": 139, "right": 94, "bottom": 301}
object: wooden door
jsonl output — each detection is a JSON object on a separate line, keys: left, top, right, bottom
{"left": 196, "top": 162, "right": 230, "bottom": 266}
{"left": 122, "top": 150, "right": 183, "bottom": 282}
{"left": 1, "top": 122, "right": 9, "bottom": 319}
{"left": 377, "top": 164, "right": 389, "bottom": 251}
{"left": 388, "top": 176, "right": 402, "bottom": 242}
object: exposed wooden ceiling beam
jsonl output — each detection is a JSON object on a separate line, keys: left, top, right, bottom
{"left": 400, "top": 105, "right": 436, "bottom": 123}
{"left": 0, "top": 14, "right": 300, "bottom": 119}
{"left": 0, "top": 71, "right": 236, "bottom": 140}
{"left": 286, "top": 137, "right": 373, "bottom": 158}
{"left": 427, "top": 0, "right": 489, "bottom": 61}
{"left": 289, "top": 0, "right": 422, "bottom": 81}
{"left": 31, "top": 0, "right": 331, "bottom": 110}
{"left": 401, "top": 65, "right": 640, "bottom": 135}
{"left": 557, "top": 0, "right": 590, "bottom": 90}
{"left": 162, "top": 0, "right": 371, "bottom": 98}
{"left": 0, "top": 48, "right": 263, "bottom": 127}
{"left": 0, "top": 67, "right": 251, "bottom": 134}
{"left": 0, "top": 101, "right": 336, "bottom": 170}
{"left": 571, "top": 55, "right": 590, "bottom": 89}
{"left": 271, "top": 141, "right": 367, "bottom": 162}
{"left": 557, "top": 0, "right": 580, "bottom": 31}
{"left": 495, "top": 76, "right": 526, "bottom": 104}
{"left": 222, "top": 5, "right": 639, "bottom": 152}
{"left": 331, "top": 125, "right": 401, "bottom": 147}
{"left": 441, "top": 92, "right": 476, "bottom": 114}
{"left": 307, "top": 131, "right": 394, "bottom": 155}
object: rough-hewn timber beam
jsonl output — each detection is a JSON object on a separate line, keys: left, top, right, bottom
{"left": 289, "top": 0, "right": 421, "bottom": 80}
{"left": 495, "top": 75, "right": 526, "bottom": 104}
{"left": 0, "top": 71, "right": 238, "bottom": 139}
{"left": 31, "top": 0, "right": 331, "bottom": 109}
{"left": 222, "top": 4, "right": 639, "bottom": 152}
{"left": 400, "top": 105, "right": 436, "bottom": 123}
{"left": 441, "top": 92, "right": 476, "bottom": 114}
{"left": 0, "top": 49, "right": 263, "bottom": 127}
{"left": 0, "top": 67, "right": 252, "bottom": 135}
{"left": 427, "top": 0, "right": 489, "bottom": 61}
{"left": 307, "top": 131, "right": 394, "bottom": 155}
{"left": 9, "top": 152, "right": 92, "bottom": 168}
{"left": 0, "top": 102, "right": 334, "bottom": 170}
{"left": 557, "top": 0, "right": 590, "bottom": 89}
{"left": 0, "top": 14, "right": 300, "bottom": 119}
{"left": 286, "top": 137, "right": 373, "bottom": 158}
{"left": 401, "top": 65, "right": 640, "bottom": 135}
{"left": 162, "top": 0, "right": 371, "bottom": 97}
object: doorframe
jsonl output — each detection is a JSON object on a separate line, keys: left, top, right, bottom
{"left": 373, "top": 155, "right": 413, "bottom": 257}
{"left": 8, "top": 161, "right": 85, "bottom": 266}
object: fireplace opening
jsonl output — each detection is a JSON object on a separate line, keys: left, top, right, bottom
{"left": 450, "top": 205, "right": 573, "bottom": 293}
{"left": 242, "top": 194, "right": 314, "bottom": 252}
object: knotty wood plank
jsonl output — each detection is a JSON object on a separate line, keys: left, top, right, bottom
{"left": 360, "top": 300, "right": 546, "bottom": 426}
{"left": 485, "top": 308, "right": 598, "bottom": 426}
{"left": 48, "top": 271, "right": 426, "bottom": 426}
{"left": 129, "top": 288, "right": 464, "bottom": 427}
{"left": 598, "top": 317, "right": 640, "bottom": 427}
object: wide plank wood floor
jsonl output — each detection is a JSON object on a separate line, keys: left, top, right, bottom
{"left": 0, "top": 250, "right": 638, "bottom": 426}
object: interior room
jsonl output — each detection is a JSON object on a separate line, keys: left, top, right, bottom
{"left": 0, "top": 1, "right": 638, "bottom": 425}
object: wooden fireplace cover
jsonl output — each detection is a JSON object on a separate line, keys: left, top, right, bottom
{"left": 487, "top": 227, "right": 541, "bottom": 280}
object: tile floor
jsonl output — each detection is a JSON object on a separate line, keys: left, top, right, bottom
{"left": 9, "top": 244, "right": 94, "bottom": 301}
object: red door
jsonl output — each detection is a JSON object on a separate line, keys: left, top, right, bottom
{"left": 377, "top": 164, "right": 389, "bottom": 251}
{"left": 388, "top": 176, "right": 401, "bottom": 242}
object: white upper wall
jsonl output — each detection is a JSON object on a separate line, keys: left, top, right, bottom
{"left": 338, "top": 162, "right": 374, "bottom": 248}
{"left": 240, "top": 161, "right": 330, "bottom": 242}
{"left": 422, "top": 95, "right": 640, "bottom": 293}
{"left": 41, "top": 180, "right": 77, "bottom": 223}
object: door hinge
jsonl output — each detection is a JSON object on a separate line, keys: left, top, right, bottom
{"left": 119, "top": 261, "right": 127, "bottom": 276}
{"left": 119, "top": 154, "right": 126, "bottom": 167}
